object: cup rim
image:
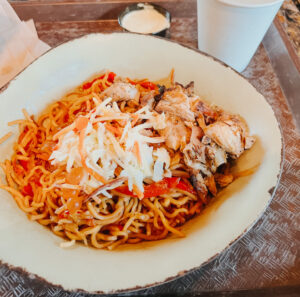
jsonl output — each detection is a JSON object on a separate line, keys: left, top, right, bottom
{"left": 217, "top": 0, "right": 284, "bottom": 8}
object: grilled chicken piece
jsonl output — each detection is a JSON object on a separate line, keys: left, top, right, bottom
{"left": 183, "top": 126, "right": 209, "bottom": 202}
{"left": 159, "top": 116, "right": 189, "bottom": 151}
{"left": 191, "top": 99, "right": 218, "bottom": 124}
{"left": 190, "top": 173, "right": 208, "bottom": 204}
{"left": 183, "top": 142, "right": 210, "bottom": 176}
{"left": 204, "top": 175, "right": 217, "bottom": 196}
{"left": 155, "top": 84, "right": 195, "bottom": 121}
{"left": 183, "top": 127, "right": 226, "bottom": 174}
{"left": 183, "top": 127, "right": 208, "bottom": 171}
{"left": 204, "top": 114, "right": 255, "bottom": 159}
{"left": 188, "top": 125, "right": 204, "bottom": 145}
{"left": 140, "top": 90, "right": 155, "bottom": 109}
{"left": 102, "top": 82, "right": 140, "bottom": 102}
{"left": 214, "top": 173, "right": 234, "bottom": 188}
{"left": 219, "top": 113, "right": 255, "bottom": 150}
{"left": 204, "top": 121, "right": 244, "bottom": 158}
{"left": 183, "top": 126, "right": 227, "bottom": 199}
{"left": 203, "top": 137, "right": 227, "bottom": 173}
{"left": 183, "top": 81, "right": 194, "bottom": 97}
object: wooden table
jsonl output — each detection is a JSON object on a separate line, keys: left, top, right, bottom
{"left": 1, "top": 1, "right": 300, "bottom": 296}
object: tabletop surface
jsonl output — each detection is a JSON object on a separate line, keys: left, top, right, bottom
{"left": 1, "top": 1, "right": 300, "bottom": 296}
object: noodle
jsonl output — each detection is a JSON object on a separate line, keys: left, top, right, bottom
{"left": 0, "top": 132, "right": 13, "bottom": 144}
{"left": 0, "top": 70, "right": 254, "bottom": 250}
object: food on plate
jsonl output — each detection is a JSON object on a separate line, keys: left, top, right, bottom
{"left": 0, "top": 70, "right": 255, "bottom": 250}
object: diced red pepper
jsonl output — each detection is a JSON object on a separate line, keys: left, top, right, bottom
{"left": 115, "top": 177, "right": 197, "bottom": 199}
{"left": 31, "top": 175, "right": 42, "bottom": 187}
{"left": 143, "top": 177, "right": 180, "bottom": 198}
{"left": 140, "top": 81, "right": 157, "bottom": 90}
{"left": 116, "top": 224, "right": 123, "bottom": 231}
{"left": 82, "top": 75, "right": 104, "bottom": 90}
{"left": 22, "top": 184, "right": 33, "bottom": 197}
{"left": 116, "top": 177, "right": 180, "bottom": 199}
{"left": 64, "top": 114, "right": 69, "bottom": 122}
{"left": 82, "top": 72, "right": 116, "bottom": 90}
{"left": 107, "top": 72, "right": 116, "bottom": 83}
{"left": 115, "top": 185, "right": 133, "bottom": 196}
{"left": 19, "top": 160, "right": 29, "bottom": 171}
{"left": 165, "top": 177, "right": 181, "bottom": 188}
{"left": 176, "top": 180, "right": 197, "bottom": 195}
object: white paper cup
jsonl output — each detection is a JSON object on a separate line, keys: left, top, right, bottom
{"left": 197, "top": 0, "right": 284, "bottom": 72}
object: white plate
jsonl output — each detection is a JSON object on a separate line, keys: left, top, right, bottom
{"left": 0, "top": 33, "right": 282, "bottom": 294}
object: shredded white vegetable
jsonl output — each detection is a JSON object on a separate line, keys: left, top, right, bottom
{"left": 49, "top": 98, "right": 170, "bottom": 193}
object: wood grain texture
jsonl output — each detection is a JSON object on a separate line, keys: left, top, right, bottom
{"left": 0, "top": 5, "right": 299, "bottom": 297}
{"left": 10, "top": 0, "right": 196, "bottom": 21}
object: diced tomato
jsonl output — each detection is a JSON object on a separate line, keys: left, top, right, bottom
{"left": 165, "top": 177, "right": 181, "bottom": 188}
{"left": 117, "top": 224, "right": 123, "bottom": 231}
{"left": 115, "top": 177, "right": 196, "bottom": 199}
{"left": 82, "top": 82, "right": 93, "bottom": 90}
{"left": 116, "top": 177, "right": 180, "bottom": 199}
{"left": 19, "top": 160, "right": 29, "bottom": 171}
{"left": 143, "top": 182, "right": 169, "bottom": 198}
{"left": 22, "top": 184, "right": 33, "bottom": 197}
{"left": 176, "top": 180, "right": 197, "bottom": 195}
{"left": 82, "top": 76, "right": 103, "bottom": 90}
{"left": 140, "top": 81, "right": 157, "bottom": 90}
{"left": 143, "top": 177, "right": 180, "bottom": 198}
{"left": 64, "top": 114, "right": 69, "bottom": 122}
{"left": 82, "top": 72, "right": 115, "bottom": 90}
{"left": 107, "top": 72, "right": 116, "bottom": 83}
{"left": 115, "top": 185, "right": 133, "bottom": 196}
{"left": 31, "top": 175, "right": 42, "bottom": 187}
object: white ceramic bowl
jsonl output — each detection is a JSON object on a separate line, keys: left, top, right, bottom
{"left": 0, "top": 33, "right": 282, "bottom": 294}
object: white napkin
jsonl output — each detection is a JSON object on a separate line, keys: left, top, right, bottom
{"left": 0, "top": 0, "right": 50, "bottom": 88}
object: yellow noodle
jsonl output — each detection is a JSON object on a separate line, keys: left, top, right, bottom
{"left": 0, "top": 70, "right": 225, "bottom": 250}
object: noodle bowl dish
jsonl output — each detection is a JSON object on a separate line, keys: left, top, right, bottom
{"left": 0, "top": 33, "right": 282, "bottom": 293}
{"left": 0, "top": 70, "right": 256, "bottom": 250}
